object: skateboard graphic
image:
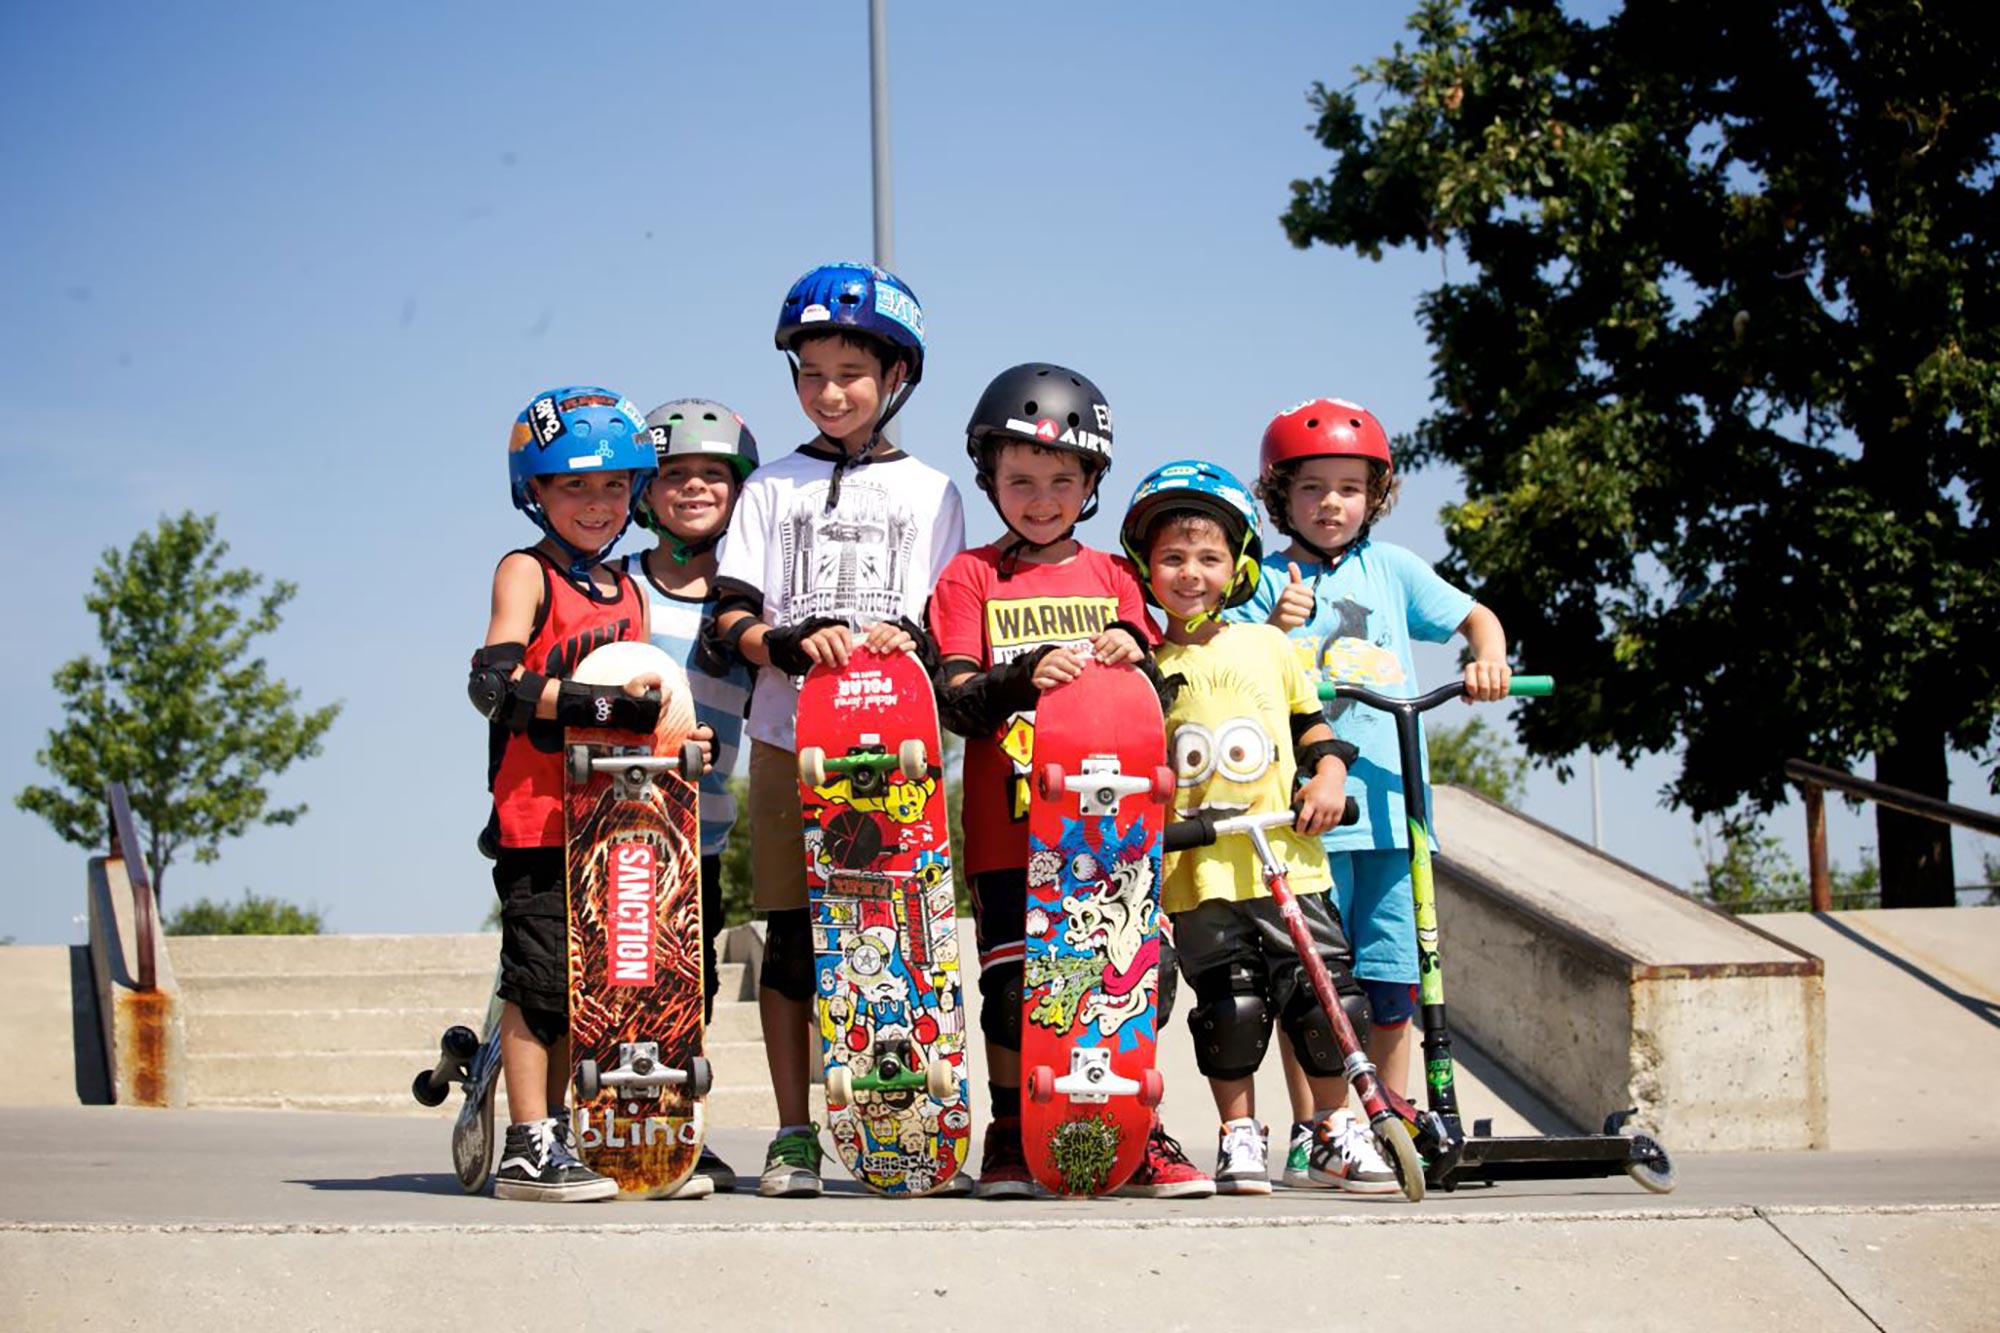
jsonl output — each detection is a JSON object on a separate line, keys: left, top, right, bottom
{"left": 797, "top": 647, "right": 970, "bottom": 1195}
{"left": 562, "top": 640, "right": 710, "bottom": 1198}
{"left": 410, "top": 964, "right": 505, "bottom": 1193}
{"left": 1021, "top": 662, "right": 1173, "bottom": 1196}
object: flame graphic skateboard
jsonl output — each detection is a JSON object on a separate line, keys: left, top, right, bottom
{"left": 1021, "top": 662, "right": 1172, "bottom": 1196}
{"left": 562, "top": 640, "right": 709, "bottom": 1198}
{"left": 797, "top": 647, "right": 970, "bottom": 1196}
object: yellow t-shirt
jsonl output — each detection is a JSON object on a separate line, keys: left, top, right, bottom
{"left": 1155, "top": 623, "right": 1334, "bottom": 914}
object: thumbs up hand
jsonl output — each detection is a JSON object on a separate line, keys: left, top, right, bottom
{"left": 1270, "top": 561, "right": 1314, "bottom": 631}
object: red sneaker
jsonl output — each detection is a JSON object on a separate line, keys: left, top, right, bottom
{"left": 975, "top": 1116, "right": 1035, "bottom": 1199}
{"left": 1114, "top": 1120, "right": 1217, "bottom": 1199}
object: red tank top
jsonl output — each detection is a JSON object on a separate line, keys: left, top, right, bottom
{"left": 491, "top": 550, "right": 645, "bottom": 848}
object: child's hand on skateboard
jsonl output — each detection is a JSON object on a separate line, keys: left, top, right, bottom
{"left": 861, "top": 621, "right": 915, "bottom": 657}
{"left": 1031, "top": 646, "right": 1087, "bottom": 691}
{"left": 690, "top": 722, "right": 715, "bottom": 767}
{"left": 1269, "top": 562, "right": 1314, "bottom": 632}
{"left": 1461, "top": 658, "right": 1512, "bottom": 703}
{"left": 1089, "top": 625, "right": 1145, "bottom": 667}
{"left": 1294, "top": 761, "right": 1350, "bottom": 837}
{"left": 800, "top": 622, "right": 856, "bottom": 668}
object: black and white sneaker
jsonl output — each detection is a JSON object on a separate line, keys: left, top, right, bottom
{"left": 494, "top": 1118, "right": 618, "bottom": 1202}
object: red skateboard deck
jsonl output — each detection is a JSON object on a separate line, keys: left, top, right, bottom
{"left": 796, "top": 647, "right": 970, "bottom": 1196}
{"left": 1021, "top": 662, "right": 1173, "bottom": 1196}
{"left": 562, "top": 641, "right": 709, "bottom": 1198}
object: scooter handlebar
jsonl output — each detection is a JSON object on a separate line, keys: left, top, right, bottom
{"left": 1164, "top": 798, "right": 1358, "bottom": 852}
{"left": 1318, "top": 674, "right": 1555, "bottom": 712}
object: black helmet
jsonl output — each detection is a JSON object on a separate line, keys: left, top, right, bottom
{"left": 964, "top": 363, "right": 1114, "bottom": 492}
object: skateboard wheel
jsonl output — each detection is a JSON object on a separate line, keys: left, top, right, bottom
{"left": 441, "top": 1025, "right": 480, "bottom": 1063}
{"left": 1139, "top": 1069, "right": 1165, "bottom": 1108}
{"left": 825, "top": 1066, "right": 852, "bottom": 1108}
{"left": 576, "top": 1059, "right": 601, "bottom": 1102}
{"left": 1151, "top": 765, "right": 1176, "bottom": 804}
{"left": 1026, "top": 1065, "right": 1055, "bottom": 1104}
{"left": 678, "top": 739, "right": 706, "bottom": 781}
{"left": 410, "top": 1070, "right": 449, "bottom": 1108}
{"left": 925, "top": 1059, "right": 957, "bottom": 1102}
{"left": 687, "top": 1056, "right": 713, "bottom": 1098}
{"left": 1037, "top": 763, "right": 1065, "bottom": 802}
{"left": 799, "top": 746, "right": 827, "bottom": 787}
{"left": 897, "top": 738, "right": 926, "bottom": 781}
{"left": 565, "top": 745, "right": 593, "bottom": 786}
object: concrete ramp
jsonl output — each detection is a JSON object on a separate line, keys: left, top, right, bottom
{"left": 0, "top": 946, "right": 107, "bottom": 1106}
{"left": 1432, "top": 786, "right": 1827, "bottom": 1151}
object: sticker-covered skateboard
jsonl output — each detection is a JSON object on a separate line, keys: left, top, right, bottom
{"left": 562, "top": 640, "right": 709, "bottom": 1198}
{"left": 797, "top": 646, "right": 970, "bottom": 1196}
{"left": 410, "top": 962, "right": 505, "bottom": 1193}
{"left": 1022, "top": 662, "right": 1172, "bottom": 1196}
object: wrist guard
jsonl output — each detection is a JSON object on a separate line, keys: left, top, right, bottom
{"left": 554, "top": 680, "right": 662, "bottom": 733}
{"left": 469, "top": 643, "right": 544, "bottom": 731}
{"left": 764, "top": 616, "right": 843, "bottom": 676}
{"left": 890, "top": 615, "right": 941, "bottom": 675}
{"left": 935, "top": 648, "right": 1051, "bottom": 737}
{"left": 1295, "top": 736, "right": 1358, "bottom": 777}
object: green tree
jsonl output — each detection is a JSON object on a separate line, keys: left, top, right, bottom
{"left": 1428, "top": 715, "right": 1529, "bottom": 804}
{"left": 16, "top": 513, "right": 341, "bottom": 896}
{"left": 1282, "top": 1, "right": 1999, "bottom": 907}
{"left": 1695, "top": 817, "right": 1805, "bottom": 912}
{"left": 166, "top": 890, "right": 324, "bottom": 936}
{"left": 717, "top": 773, "right": 755, "bottom": 927}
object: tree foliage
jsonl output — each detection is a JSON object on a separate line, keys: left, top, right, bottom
{"left": 166, "top": 890, "right": 325, "bottom": 936}
{"left": 16, "top": 513, "right": 341, "bottom": 895}
{"left": 1282, "top": 1, "right": 1999, "bottom": 905}
{"left": 1429, "top": 715, "right": 1530, "bottom": 804}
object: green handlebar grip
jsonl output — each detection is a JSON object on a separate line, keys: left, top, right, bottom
{"left": 1509, "top": 675, "right": 1554, "bottom": 696}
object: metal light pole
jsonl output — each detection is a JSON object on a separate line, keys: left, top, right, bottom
{"left": 868, "top": 0, "right": 897, "bottom": 445}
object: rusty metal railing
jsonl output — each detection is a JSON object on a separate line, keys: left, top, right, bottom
{"left": 105, "top": 782, "right": 157, "bottom": 991}
{"left": 1783, "top": 760, "right": 2000, "bottom": 912}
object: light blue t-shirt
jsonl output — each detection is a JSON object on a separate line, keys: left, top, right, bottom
{"left": 625, "top": 554, "right": 753, "bottom": 856}
{"left": 1230, "top": 538, "right": 1475, "bottom": 853}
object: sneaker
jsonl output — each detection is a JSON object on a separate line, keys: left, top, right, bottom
{"left": 1115, "top": 1121, "right": 1216, "bottom": 1199}
{"left": 932, "top": 1170, "right": 976, "bottom": 1197}
{"left": 758, "top": 1126, "right": 825, "bottom": 1198}
{"left": 974, "top": 1117, "right": 1034, "bottom": 1199}
{"left": 494, "top": 1118, "right": 618, "bottom": 1202}
{"left": 1307, "top": 1109, "right": 1401, "bottom": 1194}
{"left": 1283, "top": 1120, "right": 1321, "bottom": 1188}
{"left": 690, "top": 1144, "right": 737, "bottom": 1194}
{"left": 1213, "top": 1118, "right": 1273, "bottom": 1195}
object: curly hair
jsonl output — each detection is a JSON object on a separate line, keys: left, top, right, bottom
{"left": 1256, "top": 458, "right": 1398, "bottom": 544}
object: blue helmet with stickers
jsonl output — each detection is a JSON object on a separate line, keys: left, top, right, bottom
{"left": 1119, "top": 460, "right": 1265, "bottom": 613}
{"left": 774, "top": 262, "right": 926, "bottom": 386}
{"left": 506, "top": 386, "right": 655, "bottom": 569}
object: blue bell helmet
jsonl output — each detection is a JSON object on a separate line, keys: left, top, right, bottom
{"left": 773, "top": 262, "right": 926, "bottom": 385}
{"left": 1119, "top": 460, "right": 1265, "bottom": 611}
{"left": 506, "top": 386, "right": 655, "bottom": 554}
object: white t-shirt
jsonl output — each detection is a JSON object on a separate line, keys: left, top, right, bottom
{"left": 715, "top": 444, "right": 965, "bottom": 751}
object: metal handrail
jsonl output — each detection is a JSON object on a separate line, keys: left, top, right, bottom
{"left": 1783, "top": 759, "right": 2000, "bottom": 912}
{"left": 105, "top": 783, "right": 157, "bottom": 991}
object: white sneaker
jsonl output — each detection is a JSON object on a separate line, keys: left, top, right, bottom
{"left": 1283, "top": 1120, "right": 1323, "bottom": 1188}
{"left": 1307, "top": 1109, "right": 1400, "bottom": 1194}
{"left": 1213, "top": 1118, "right": 1272, "bottom": 1195}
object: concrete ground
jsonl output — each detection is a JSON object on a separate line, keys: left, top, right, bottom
{"left": 3, "top": 1107, "right": 1996, "bottom": 1331}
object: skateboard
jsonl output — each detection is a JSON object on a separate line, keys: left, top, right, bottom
{"left": 796, "top": 647, "right": 970, "bottom": 1195}
{"left": 561, "top": 640, "right": 710, "bottom": 1198}
{"left": 410, "top": 963, "right": 505, "bottom": 1193}
{"left": 1020, "top": 662, "right": 1173, "bottom": 1195}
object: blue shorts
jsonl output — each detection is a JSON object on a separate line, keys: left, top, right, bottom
{"left": 1326, "top": 847, "right": 1417, "bottom": 987}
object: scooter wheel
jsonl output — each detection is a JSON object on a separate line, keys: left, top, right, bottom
{"left": 1026, "top": 1065, "right": 1055, "bottom": 1104}
{"left": 925, "top": 1059, "right": 957, "bottom": 1102}
{"left": 824, "top": 1066, "right": 852, "bottom": 1109}
{"left": 1036, "top": 764, "right": 1065, "bottom": 802}
{"left": 897, "top": 738, "right": 927, "bottom": 782}
{"left": 1138, "top": 1069, "right": 1164, "bottom": 1108}
{"left": 1376, "top": 1119, "right": 1426, "bottom": 1203}
{"left": 575, "top": 1060, "right": 601, "bottom": 1102}
{"left": 799, "top": 747, "right": 827, "bottom": 787}
{"left": 1624, "top": 1133, "right": 1676, "bottom": 1194}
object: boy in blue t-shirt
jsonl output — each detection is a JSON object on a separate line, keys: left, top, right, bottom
{"left": 1233, "top": 397, "right": 1511, "bottom": 1183}
{"left": 623, "top": 397, "right": 760, "bottom": 1193}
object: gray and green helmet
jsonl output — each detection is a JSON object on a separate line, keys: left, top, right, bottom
{"left": 635, "top": 399, "right": 759, "bottom": 547}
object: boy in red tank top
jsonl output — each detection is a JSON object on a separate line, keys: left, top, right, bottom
{"left": 466, "top": 386, "right": 698, "bottom": 1202}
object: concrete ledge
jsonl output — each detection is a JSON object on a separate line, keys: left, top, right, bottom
{"left": 1432, "top": 786, "right": 1827, "bottom": 1151}
{"left": 86, "top": 856, "right": 185, "bottom": 1108}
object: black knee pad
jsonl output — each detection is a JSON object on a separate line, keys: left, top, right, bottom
{"left": 1186, "top": 964, "right": 1273, "bottom": 1081}
{"left": 978, "top": 959, "right": 1022, "bottom": 1050}
{"left": 520, "top": 1002, "right": 567, "bottom": 1048}
{"left": 1273, "top": 971, "right": 1372, "bottom": 1079}
{"left": 760, "top": 908, "right": 814, "bottom": 1002}
{"left": 1157, "top": 934, "right": 1180, "bottom": 1027}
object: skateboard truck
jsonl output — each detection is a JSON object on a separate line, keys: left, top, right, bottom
{"left": 799, "top": 735, "right": 928, "bottom": 789}
{"left": 1027, "top": 1047, "right": 1165, "bottom": 1107}
{"left": 824, "top": 1038, "right": 958, "bottom": 1108}
{"left": 575, "top": 1042, "right": 714, "bottom": 1101}
{"left": 565, "top": 742, "right": 707, "bottom": 792}
{"left": 410, "top": 1024, "right": 482, "bottom": 1107}
{"left": 1039, "top": 756, "right": 1178, "bottom": 816}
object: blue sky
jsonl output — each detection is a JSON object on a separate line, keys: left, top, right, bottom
{"left": 2, "top": 2, "right": 1990, "bottom": 943}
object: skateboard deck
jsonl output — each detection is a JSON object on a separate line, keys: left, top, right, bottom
{"left": 409, "top": 962, "right": 505, "bottom": 1193}
{"left": 562, "top": 640, "right": 709, "bottom": 1198}
{"left": 1021, "top": 662, "right": 1172, "bottom": 1196}
{"left": 797, "top": 647, "right": 970, "bottom": 1196}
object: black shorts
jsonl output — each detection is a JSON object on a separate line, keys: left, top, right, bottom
{"left": 969, "top": 868, "right": 1026, "bottom": 973}
{"left": 1170, "top": 891, "right": 1362, "bottom": 1010}
{"left": 491, "top": 845, "right": 568, "bottom": 1020}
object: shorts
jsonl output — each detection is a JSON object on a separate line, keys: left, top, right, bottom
{"left": 1362, "top": 977, "right": 1419, "bottom": 1027}
{"left": 1327, "top": 847, "right": 1418, "bottom": 984}
{"left": 746, "top": 739, "right": 808, "bottom": 912}
{"left": 968, "top": 868, "right": 1026, "bottom": 973}
{"left": 699, "top": 853, "right": 723, "bottom": 1020}
{"left": 1170, "top": 890, "right": 1363, "bottom": 1012}
{"left": 491, "top": 845, "right": 569, "bottom": 1022}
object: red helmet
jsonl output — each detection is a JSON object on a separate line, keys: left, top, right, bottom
{"left": 1259, "top": 398, "right": 1392, "bottom": 484}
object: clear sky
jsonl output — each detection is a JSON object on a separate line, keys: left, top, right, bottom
{"left": 2, "top": 2, "right": 1990, "bottom": 944}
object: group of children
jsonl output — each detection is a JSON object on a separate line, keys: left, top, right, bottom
{"left": 469, "top": 261, "right": 1512, "bottom": 1204}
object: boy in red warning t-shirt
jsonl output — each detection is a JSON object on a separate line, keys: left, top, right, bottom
{"left": 928, "top": 363, "right": 1213, "bottom": 1200}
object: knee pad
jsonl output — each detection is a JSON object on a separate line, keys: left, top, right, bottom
{"left": 1274, "top": 975, "right": 1372, "bottom": 1080}
{"left": 760, "top": 908, "right": 814, "bottom": 1002}
{"left": 978, "top": 959, "right": 1022, "bottom": 1051}
{"left": 1156, "top": 934, "right": 1180, "bottom": 1027}
{"left": 1186, "top": 965, "right": 1273, "bottom": 1081}
{"left": 520, "top": 1002, "right": 567, "bottom": 1048}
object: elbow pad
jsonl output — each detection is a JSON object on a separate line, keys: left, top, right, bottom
{"left": 469, "top": 643, "right": 544, "bottom": 731}
{"left": 935, "top": 649, "right": 1049, "bottom": 737}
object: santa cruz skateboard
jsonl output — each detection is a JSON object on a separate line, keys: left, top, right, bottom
{"left": 561, "top": 640, "right": 710, "bottom": 1198}
{"left": 796, "top": 646, "right": 970, "bottom": 1195}
{"left": 1021, "top": 662, "right": 1173, "bottom": 1196}
{"left": 410, "top": 963, "right": 505, "bottom": 1193}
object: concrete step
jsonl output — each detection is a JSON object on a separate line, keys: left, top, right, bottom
{"left": 181, "top": 969, "right": 498, "bottom": 1012}
{"left": 187, "top": 1006, "right": 495, "bottom": 1054}
{"left": 169, "top": 933, "right": 501, "bottom": 976}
